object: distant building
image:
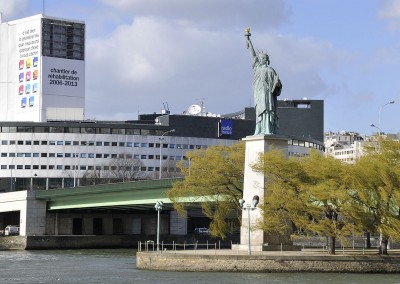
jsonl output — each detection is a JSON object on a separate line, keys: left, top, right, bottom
{"left": 324, "top": 131, "right": 377, "bottom": 163}
{"left": 0, "top": 14, "right": 85, "bottom": 122}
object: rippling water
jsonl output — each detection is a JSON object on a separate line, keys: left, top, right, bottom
{"left": 0, "top": 249, "right": 399, "bottom": 284}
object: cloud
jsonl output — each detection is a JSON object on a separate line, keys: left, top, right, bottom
{"left": 0, "top": 0, "right": 28, "bottom": 21}
{"left": 99, "top": 0, "right": 291, "bottom": 30}
{"left": 377, "top": 0, "right": 400, "bottom": 31}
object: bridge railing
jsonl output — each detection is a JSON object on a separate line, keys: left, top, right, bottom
{"left": 138, "top": 240, "right": 225, "bottom": 253}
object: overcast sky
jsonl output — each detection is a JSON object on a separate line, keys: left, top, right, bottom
{"left": 1, "top": 0, "right": 400, "bottom": 135}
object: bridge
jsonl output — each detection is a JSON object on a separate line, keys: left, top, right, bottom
{"left": 35, "top": 178, "right": 184, "bottom": 211}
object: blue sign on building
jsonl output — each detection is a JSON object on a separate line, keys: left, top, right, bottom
{"left": 219, "top": 119, "right": 233, "bottom": 137}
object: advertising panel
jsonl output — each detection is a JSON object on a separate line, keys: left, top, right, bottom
{"left": 42, "top": 56, "right": 85, "bottom": 98}
{"left": 16, "top": 18, "right": 41, "bottom": 111}
{"left": 219, "top": 119, "right": 233, "bottom": 137}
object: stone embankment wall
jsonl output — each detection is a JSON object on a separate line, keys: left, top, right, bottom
{"left": 0, "top": 236, "right": 27, "bottom": 250}
{"left": 136, "top": 252, "right": 400, "bottom": 273}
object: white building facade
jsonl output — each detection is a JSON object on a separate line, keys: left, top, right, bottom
{"left": 0, "top": 14, "right": 85, "bottom": 122}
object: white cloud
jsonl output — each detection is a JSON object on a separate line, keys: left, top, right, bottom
{"left": 0, "top": 0, "right": 28, "bottom": 21}
{"left": 99, "top": 0, "right": 290, "bottom": 30}
{"left": 377, "top": 0, "right": 400, "bottom": 31}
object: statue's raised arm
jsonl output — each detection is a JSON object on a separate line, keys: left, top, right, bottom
{"left": 244, "top": 27, "right": 282, "bottom": 135}
{"left": 245, "top": 28, "right": 257, "bottom": 60}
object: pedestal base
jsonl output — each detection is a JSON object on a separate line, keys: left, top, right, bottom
{"left": 237, "top": 135, "right": 293, "bottom": 250}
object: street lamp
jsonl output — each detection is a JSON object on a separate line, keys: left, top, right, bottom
{"left": 373, "top": 100, "right": 395, "bottom": 135}
{"left": 10, "top": 156, "right": 15, "bottom": 192}
{"left": 154, "top": 201, "right": 163, "bottom": 251}
{"left": 239, "top": 195, "right": 259, "bottom": 255}
{"left": 159, "top": 129, "right": 175, "bottom": 179}
{"left": 370, "top": 123, "right": 381, "bottom": 135}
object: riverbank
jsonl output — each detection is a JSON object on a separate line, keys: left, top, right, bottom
{"left": 136, "top": 249, "right": 400, "bottom": 273}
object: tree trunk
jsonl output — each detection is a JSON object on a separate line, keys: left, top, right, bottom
{"left": 365, "top": 231, "right": 371, "bottom": 249}
{"left": 379, "top": 236, "right": 388, "bottom": 255}
{"left": 328, "top": 236, "right": 336, "bottom": 255}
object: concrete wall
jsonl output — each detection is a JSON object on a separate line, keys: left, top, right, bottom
{"left": 136, "top": 252, "right": 400, "bottom": 273}
{"left": 0, "top": 191, "right": 47, "bottom": 236}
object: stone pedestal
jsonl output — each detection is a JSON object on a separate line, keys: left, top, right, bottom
{"left": 234, "top": 135, "right": 291, "bottom": 251}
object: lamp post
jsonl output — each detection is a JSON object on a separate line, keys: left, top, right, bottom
{"left": 159, "top": 129, "right": 175, "bottom": 179}
{"left": 375, "top": 100, "right": 395, "bottom": 135}
{"left": 370, "top": 123, "right": 381, "bottom": 135}
{"left": 239, "top": 195, "right": 259, "bottom": 255}
{"left": 10, "top": 156, "right": 15, "bottom": 192}
{"left": 154, "top": 201, "right": 163, "bottom": 251}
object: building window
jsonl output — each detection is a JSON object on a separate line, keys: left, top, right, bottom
{"left": 41, "top": 153, "right": 47, "bottom": 157}
{"left": 1, "top": 153, "right": 6, "bottom": 157}
{"left": 34, "top": 141, "right": 40, "bottom": 145}
{"left": 57, "top": 141, "right": 63, "bottom": 145}
{"left": 96, "top": 141, "right": 102, "bottom": 146}
{"left": 33, "top": 153, "right": 39, "bottom": 157}
{"left": 49, "top": 153, "right": 55, "bottom": 157}
{"left": 104, "top": 142, "right": 110, "bottom": 146}
{"left": 112, "top": 142, "right": 118, "bottom": 146}
{"left": 119, "top": 142, "right": 125, "bottom": 147}
{"left": 96, "top": 154, "right": 102, "bottom": 158}
{"left": 49, "top": 141, "right": 56, "bottom": 145}
{"left": 88, "top": 153, "right": 95, "bottom": 158}
{"left": 81, "top": 153, "right": 87, "bottom": 158}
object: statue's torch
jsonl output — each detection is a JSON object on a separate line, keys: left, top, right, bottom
{"left": 245, "top": 27, "right": 251, "bottom": 49}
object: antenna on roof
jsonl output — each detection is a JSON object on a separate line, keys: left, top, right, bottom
{"left": 162, "top": 102, "right": 170, "bottom": 114}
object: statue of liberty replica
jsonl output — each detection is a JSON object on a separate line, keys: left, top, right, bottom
{"left": 232, "top": 28, "right": 293, "bottom": 253}
{"left": 245, "top": 28, "right": 282, "bottom": 135}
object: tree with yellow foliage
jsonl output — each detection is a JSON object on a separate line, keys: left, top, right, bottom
{"left": 167, "top": 142, "right": 245, "bottom": 239}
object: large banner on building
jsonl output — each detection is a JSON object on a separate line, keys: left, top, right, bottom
{"left": 16, "top": 18, "right": 41, "bottom": 112}
{"left": 42, "top": 56, "right": 85, "bottom": 98}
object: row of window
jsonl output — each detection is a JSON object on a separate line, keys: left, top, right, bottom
{"left": 1, "top": 164, "right": 179, "bottom": 172}
{"left": 0, "top": 126, "right": 165, "bottom": 135}
{"left": 0, "top": 140, "right": 206, "bottom": 149}
{"left": 334, "top": 150, "right": 354, "bottom": 156}
{"left": 1, "top": 152, "right": 183, "bottom": 160}
{"left": 288, "top": 139, "right": 325, "bottom": 151}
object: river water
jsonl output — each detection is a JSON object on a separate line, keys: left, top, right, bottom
{"left": 0, "top": 249, "right": 399, "bottom": 284}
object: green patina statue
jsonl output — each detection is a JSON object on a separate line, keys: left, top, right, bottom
{"left": 245, "top": 28, "right": 282, "bottom": 135}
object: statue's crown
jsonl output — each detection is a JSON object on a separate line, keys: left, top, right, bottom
{"left": 258, "top": 51, "right": 269, "bottom": 59}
